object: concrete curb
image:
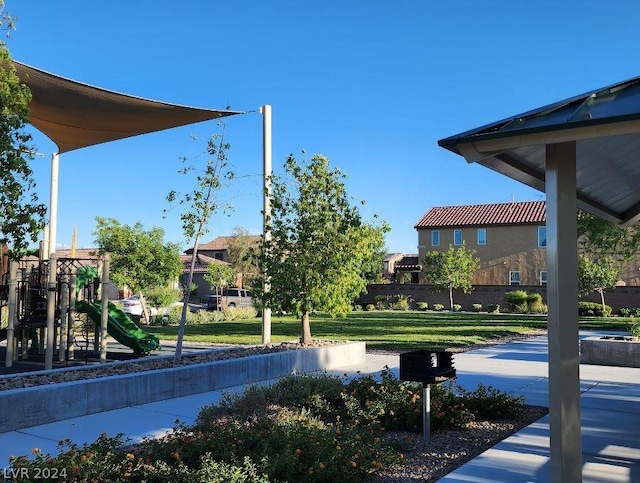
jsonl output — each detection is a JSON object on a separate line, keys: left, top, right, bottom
{"left": 0, "top": 342, "right": 366, "bottom": 432}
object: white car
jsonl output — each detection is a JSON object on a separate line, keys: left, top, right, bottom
{"left": 119, "top": 296, "right": 143, "bottom": 316}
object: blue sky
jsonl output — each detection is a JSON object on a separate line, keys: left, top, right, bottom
{"left": 8, "top": 1, "right": 640, "bottom": 254}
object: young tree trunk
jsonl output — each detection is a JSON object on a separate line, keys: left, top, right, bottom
{"left": 139, "top": 291, "right": 150, "bottom": 325}
{"left": 449, "top": 286, "right": 454, "bottom": 312}
{"left": 598, "top": 288, "right": 606, "bottom": 314}
{"left": 301, "top": 310, "right": 312, "bottom": 345}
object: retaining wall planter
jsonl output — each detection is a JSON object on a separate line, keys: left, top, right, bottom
{"left": 580, "top": 336, "right": 640, "bottom": 368}
{"left": 0, "top": 341, "right": 366, "bottom": 432}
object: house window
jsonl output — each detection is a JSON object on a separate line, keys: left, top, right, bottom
{"left": 431, "top": 230, "right": 440, "bottom": 247}
{"left": 538, "top": 226, "right": 547, "bottom": 248}
{"left": 540, "top": 271, "right": 547, "bottom": 285}
{"left": 453, "top": 229, "right": 462, "bottom": 246}
{"left": 477, "top": 228, "right": 486, "bottom": 245}
{"left": 509, "top": 271, "right": 521, "bottom": 286}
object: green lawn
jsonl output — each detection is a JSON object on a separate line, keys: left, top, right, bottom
{"left": 150, "top": 311, "right": 635, "bottom": 351}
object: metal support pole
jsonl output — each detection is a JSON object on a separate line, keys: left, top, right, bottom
{"left": 261, "top": 104, "right": 272, "bottom": 345}
{"left": 99, "top": 254, "right": 110, "bottom": 362}
{"left": 5, "top": 261, "right": 17, "bottom": 367}
{"left": 546, "top": 142, "right": 582, "bottom": 483}
{"left": 68, "top": 274, "right": 77, "bottom": 360}
{"left": 48, "top": 153, "right": 59, "bottom": 258}
{"left": 422, "top": 384, "right": 431, "bottom": 442}
{"left": 45, "top": 253, "right": 57, "bottom": 370}
{"left": 58, "top": 276, "right": 69, "bottom": 362}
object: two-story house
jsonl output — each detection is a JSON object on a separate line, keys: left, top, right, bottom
{"left": 414, "top": 200, "right": 548, "bottom": 286}
{"left": 184, "top": 235, "right": 261, "bottom": 263}
{"left": 183, "top": 235, "right": 261, "bottom": 297}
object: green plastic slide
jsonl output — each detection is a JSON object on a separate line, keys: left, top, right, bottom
{"left": 76, "top": 300, "right": 160, "bottom": 354}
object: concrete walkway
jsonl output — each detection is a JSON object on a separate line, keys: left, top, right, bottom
{"left": 1, "top": 331, "right": 639, "bottom": 482}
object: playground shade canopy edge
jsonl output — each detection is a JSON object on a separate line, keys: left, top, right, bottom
{"left": 11, "top": 60, "right": 243, "bottom": 153}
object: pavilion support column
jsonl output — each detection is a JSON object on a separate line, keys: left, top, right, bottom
{"left": 545, "top": 141, "right": 582, "bottom": 483}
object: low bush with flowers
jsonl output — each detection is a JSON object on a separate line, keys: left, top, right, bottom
{"left": 9, "top": 369, "right": 526, "bottom": 482}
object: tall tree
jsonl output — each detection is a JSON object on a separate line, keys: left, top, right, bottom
{"left": 227, "top": 226, "right": 258, "bottom": 288}
{"left": 423, "top": 242, "right": 479, "bottom": 310}
{"left": 0, "top": 42, "right": 47, "bottom": 258}
{"left": 358, "top": 222, "right": 390, "bottom": 284}
{"left": 165, "top": 124, "right": 233, "bottom": 360}
{"left": 256, "top": 153, "right": 389, "bottom": 344}
{"left": 93, "top": 217, "right": 182, "bottom": 321}
{"left": 577, "top": 255, "right": 620, "bottom": 312}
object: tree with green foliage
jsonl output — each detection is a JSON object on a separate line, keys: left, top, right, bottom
{"left": 423, "top": 242, "right": 479, "bottom": 311}
{"left": 256, "top": 153, "right": 389, "bottom": 344}
{"left": 227, "top": 226, "right": 259, "bottom": 289}
{"left": 578, "top": 255, "right": 620, "bottom": 313}
{"left": 93, "top": 217, "right": 182, "bottom": 322}
{"left": 0, "top": 41, "right": 47, "bottom": 259}
{"left": 578, "top": 211, "right": 640, "bottom": 262}
{"left": 165, "top": 125, "right": 233, "bottom": 360}
{"left": 204, "top": 262, "right": 234, "bottom": 308}
{"left": 359, "top": 221, "right": 390, "bottom": 284}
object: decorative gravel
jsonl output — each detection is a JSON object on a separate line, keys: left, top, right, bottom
{"left": 369, "top": 405, "right": 548, "bottom": 482}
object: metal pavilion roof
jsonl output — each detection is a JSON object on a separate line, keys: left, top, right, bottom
{"left": 438, "top": 76, "right": 640, "bottom": 227}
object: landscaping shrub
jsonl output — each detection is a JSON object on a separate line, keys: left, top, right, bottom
{"left": 365, "top": 304, "right": 376, "bottom": 312}
{"left": 430, "top": 381, "right": 475, "bottom": 431}
{"left": 416, "top": 302, "right": 429, "bottom": 311}
{"left": 578, "top": 301, "right": 612, "bottom": 317}
{"left": 619, "top": 307, "right": 632, "bottom": 317}
{"left": 148, "top": 315, "right": 170, "bottom": 327}
{"left": 630, "top": 323, "right": 640, "bottom": 338}
{"left": 374, "top": 295, "right": 388, "bottom": 310}
{"left": 471, "top": 303, "right": 482, "bottom": 312}
{"left": 452, "top": 304, "right": 462, "bottom": 312}
{"left": 145, "top": 287, "right": 182, "bottom": 313}
{"left": 504, "top": 290, "right": 529, "bottom": 313}
{"left": 458, "top": 383, "right": 524, "bottom": 419}
{"left": 529, "top": 301, "right": 548, "bottom": 314}
{"left": 487, "top": 303, "right": 500, "bottom": 313}
{"left": 352, "top": 304, "right": 363, "bottom": 311}
{"left": 392, "top": 298, "right": 410, "bottom": 311}
{"left": 432, "top": 304, "right": 445, "bottom": 312}
{"left": 9, "top": 370, "right": 529, "bottom": 482}
{"left": 8, "top": 434, "right": 270, "bottom": 483}
{"left": 342, "top": 367, "right": 424, "bottom": 431}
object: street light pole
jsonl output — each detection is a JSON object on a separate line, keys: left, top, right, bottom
{"left": 261, "top": 105, "right": 272, "bottom": 345}
{"left": 48, "top": 152, "right": 59, "bottom": 257}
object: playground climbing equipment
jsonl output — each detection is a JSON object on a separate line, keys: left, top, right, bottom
{"left": 0, "top": 251, "right": 159, "bottom": 371}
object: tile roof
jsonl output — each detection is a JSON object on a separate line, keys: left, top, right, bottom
{"left": 415, "top": 201, "right": 546, "bottom": 228}
{"left": 186, "top": 235, "right": 261, "bottom": 253}
{"left": 180, "top": 254, "right": 229, "bottom": 273}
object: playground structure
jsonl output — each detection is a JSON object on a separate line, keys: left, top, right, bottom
{"left": 0, "top": 250, "right": 160, "bottom": 371}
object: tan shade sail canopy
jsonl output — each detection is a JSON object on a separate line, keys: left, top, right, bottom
{"left": 12, "top": 60, "right": 243, "bottom": 153}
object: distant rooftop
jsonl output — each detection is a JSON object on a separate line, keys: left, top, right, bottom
{"left": 415, "top": 200, "right": 546, "bottom": 228}
{"left": 186, "top": 235, "right": 260, "bottom": 254}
